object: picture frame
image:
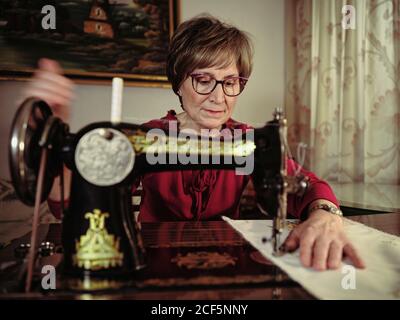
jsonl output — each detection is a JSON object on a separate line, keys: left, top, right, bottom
{"left": 0, "top": 0, "right": 180, "bottom": 87}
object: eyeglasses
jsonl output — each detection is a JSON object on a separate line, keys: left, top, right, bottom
{"left": 190, "top": 73, "right": 248, "bottom": 97}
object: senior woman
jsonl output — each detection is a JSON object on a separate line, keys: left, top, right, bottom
{"left": 21, "top": 15, "right": 364, "bottom": 271}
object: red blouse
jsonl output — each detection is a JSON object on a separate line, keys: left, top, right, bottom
{"left": 137, "top": 110, "right": 338, "bottom": 222}
{"left": 48, "top": 110, "right": 338, "bottom": 222}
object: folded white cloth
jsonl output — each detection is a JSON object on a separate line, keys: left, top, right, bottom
{"left": 223, "top": 216, "right": 400, "bottom": 300}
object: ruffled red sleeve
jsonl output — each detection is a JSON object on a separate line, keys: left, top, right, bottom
{"left": 286, "top": 159, "right": 338, "bottom": 219}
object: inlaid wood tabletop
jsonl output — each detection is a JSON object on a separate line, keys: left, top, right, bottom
{"left": 0, "top": 213, "right": 398, "bottom": 300}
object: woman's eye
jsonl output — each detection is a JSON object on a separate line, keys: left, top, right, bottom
{"left": 197, "top": 78, "right": 212, "bottom": 85}
{"left": 225, "top": 79, "right": 238, "bottom": 86}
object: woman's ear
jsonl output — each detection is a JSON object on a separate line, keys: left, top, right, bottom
{"left": 177, "top": 89, "right": 182, "bottom": 96}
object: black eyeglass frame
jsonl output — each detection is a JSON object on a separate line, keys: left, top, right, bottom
{"left": 190, "top": 73, "right": 249, "bottom": 97}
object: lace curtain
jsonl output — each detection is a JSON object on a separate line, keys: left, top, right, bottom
{"left": 285, "top": 0, "right": 400, "bottom": 183}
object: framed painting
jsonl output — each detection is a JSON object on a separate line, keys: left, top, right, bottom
{"left": 0, "top": 0, "right": 180, "bottom": 87}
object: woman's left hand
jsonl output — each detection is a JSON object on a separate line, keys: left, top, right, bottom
{"left": 283, "top": 210, "right": 366, "bottom": 271}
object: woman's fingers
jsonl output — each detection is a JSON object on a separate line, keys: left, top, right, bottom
{"left": 327, "top": 241, "right": 342, "bottom": 269}
{"left": 26, "top": 83, "right": 74, "bottom": 104}
{"left": 23, "top": 86, "right": 72, "bottom": 121}
{"left": 288, "top": 215, "right": 365, "bottom": 271}
{"left": 27, "top": 77, "right": 75, "bottom": 103}
{"left": 311, "top": 237, "right": 331, "bottom": 270}
{"left": 282, "top": 228, "right": 300, "bottom": 252}
{"left": 343, "top": 243, "right": 366, "bottom": 269}
{"left": 34, "top": 69, "right": 74, "bottom": 92}
{"left": 299, "top": 227, "right": 317, "bottom": 268}
{"left": 24, "top": 87, "right": 72, "bottom": 109}
{"left": 38, "top": 58, "right": 64, "bottom": 74}
{"left": 20, "top": 58, "right": 75, "bottom": 122}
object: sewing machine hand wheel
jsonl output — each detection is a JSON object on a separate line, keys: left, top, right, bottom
{"left": 8, "top": 98, "right": 67, "bottom": 206}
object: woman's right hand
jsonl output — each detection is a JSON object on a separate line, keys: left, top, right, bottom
{"left": 21, "top": 58, "right": 75, "bottom": 122}
{"left": 21, "top": 58, "right": 75, "bottom": 205}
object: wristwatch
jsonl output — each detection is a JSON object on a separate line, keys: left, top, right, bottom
{"left": 308, "top": 203, "right": 343, "bottom": 217}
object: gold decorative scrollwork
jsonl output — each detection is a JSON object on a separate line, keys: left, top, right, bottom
{"left": 171, "top": 251, "right": 237, "bottom": 270}
{"left": 73, "top": 209, "right": 124, "bottom": 271}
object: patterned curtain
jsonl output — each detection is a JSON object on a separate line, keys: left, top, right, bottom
{"left": 285, "top": 0, "right": 400, "bottom": 183}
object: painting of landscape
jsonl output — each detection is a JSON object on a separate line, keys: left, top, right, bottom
{"left": 0, "top": 0, "right": 179, "bottom": 85}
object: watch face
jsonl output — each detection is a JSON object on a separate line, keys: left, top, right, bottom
{"left": 329, "top": 206, "right": 343, "bottom": 216}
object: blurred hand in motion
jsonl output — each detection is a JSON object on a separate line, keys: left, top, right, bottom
{"left": 21, "top": 58, "right": 75, "bottom": 122}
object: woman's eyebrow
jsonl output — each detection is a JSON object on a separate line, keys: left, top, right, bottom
{"left": 223, "top": 74, "right": 239, "bottom": 78}
{"left": 192, "top": 71, "right": 212, "bottom": 76}
{"left": 193, "top": 72, "right": 239, "bottom": 78}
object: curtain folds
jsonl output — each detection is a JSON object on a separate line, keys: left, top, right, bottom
{"left": 285, "top": 0, "right": 400, "bottom": 183}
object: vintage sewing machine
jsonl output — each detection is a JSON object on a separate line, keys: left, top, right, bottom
{"left": 5, "top": 80, "right": 308, "bottom": 294}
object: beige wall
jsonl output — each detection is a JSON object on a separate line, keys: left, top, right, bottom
{"left": 0, "top": 0, "right": 284, "bottom": 178}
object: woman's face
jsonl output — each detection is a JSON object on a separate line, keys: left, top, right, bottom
{"left": 178, "top": 62, "right": 239, "bottom": 131}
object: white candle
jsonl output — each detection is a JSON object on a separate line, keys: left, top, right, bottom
{"left": 111, "top": 77, "right": 123, "bottom": 124}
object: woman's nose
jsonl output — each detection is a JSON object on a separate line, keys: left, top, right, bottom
{"left": 208, "top": 83, "right": 225, "bottom": 104}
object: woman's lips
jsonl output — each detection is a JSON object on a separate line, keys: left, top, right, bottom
{"left": 203, "top": 108, "right": 224, "bottom": 116}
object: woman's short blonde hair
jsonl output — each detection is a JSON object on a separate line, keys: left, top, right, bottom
{"left": 167, "top": 15, "right": 254, "bottom": 96}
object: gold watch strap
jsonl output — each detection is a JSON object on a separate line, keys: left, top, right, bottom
{"left": 308, "top": 203, "right": 343, "bottom": 217}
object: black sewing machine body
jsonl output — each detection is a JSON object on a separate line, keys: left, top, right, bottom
{"left": 7, "top": 98, "right": 307, "bottom": 290}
